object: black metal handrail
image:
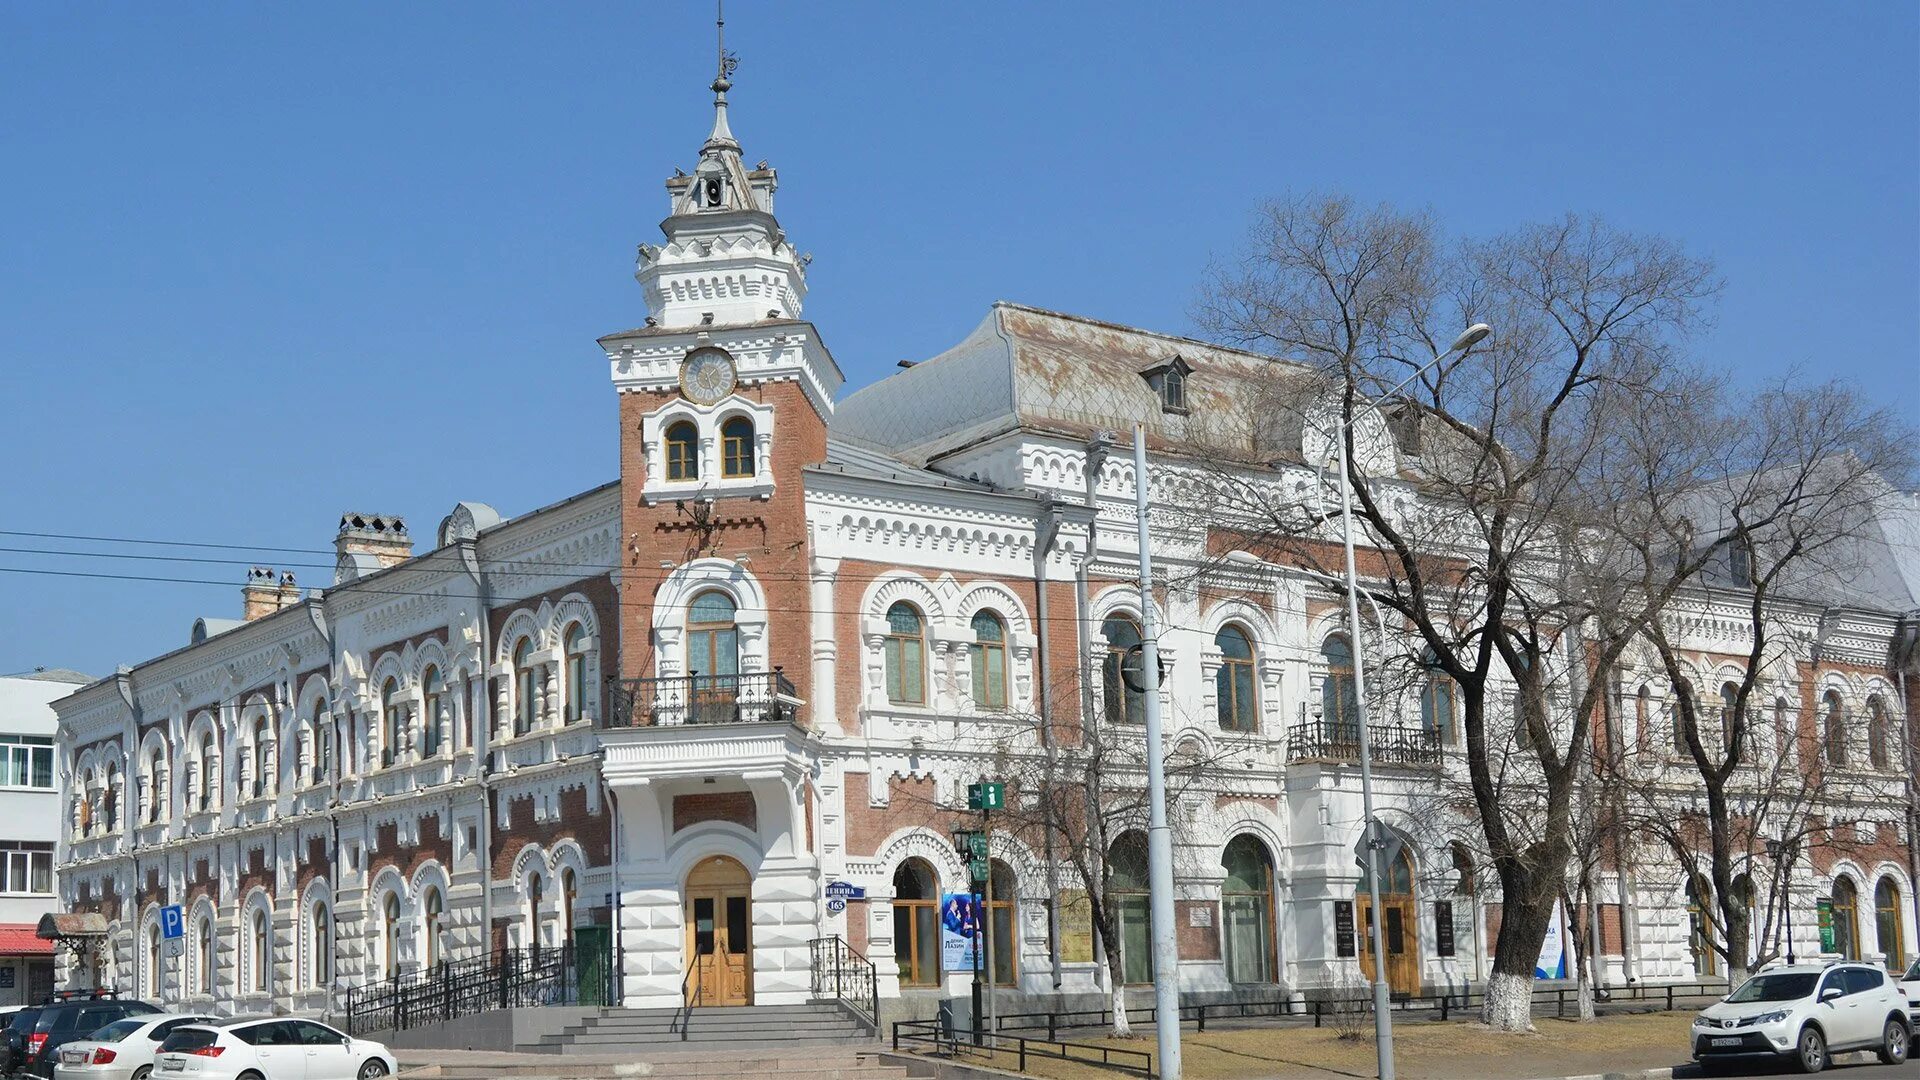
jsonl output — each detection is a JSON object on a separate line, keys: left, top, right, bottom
{"left": 671, "top": 951, "right": 702, "bottom": 1039}
{"left": 809, "top": 936, "right": 878, "bottom": 1030}
{"left": 342, "top": 943, "right": 615, "bottom": 1036}
{"left": 894, "top": 1018, "right": 1153, "bottom": 1078}
{"left": 606, "top": 669, "right": 799, "bottom": 728}
{"left": 1287, "top": 719, "right": 1443, "bottom": 766}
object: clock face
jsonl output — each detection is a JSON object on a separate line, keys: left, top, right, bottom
{"left": 679, "top": 347, "right": 738, "bottom": 405}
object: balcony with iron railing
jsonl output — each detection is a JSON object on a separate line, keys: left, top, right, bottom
{"left": 604, "top": 669, "right": 801, "bottom": 730}
{"left": 1287, "top": 718, "right": 1444, "bottom": 768}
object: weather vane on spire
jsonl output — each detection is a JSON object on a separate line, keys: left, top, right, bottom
{"left": 714, "top": 0, "right": 739, "bottom": 93}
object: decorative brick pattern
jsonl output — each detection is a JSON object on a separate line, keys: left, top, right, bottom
{"left": 672, "top": 791, "right": 758, "bottom": 834}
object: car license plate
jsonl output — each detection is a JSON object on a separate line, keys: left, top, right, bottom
{"left": 1712, "top": 1036, "right": 1743, "bottom": 1047}
{"left": 161, "top": 1058, "right": 184, "bottom": 1071}
{"left": 62, "top": 1049, "right": 84, "bottom": 1063}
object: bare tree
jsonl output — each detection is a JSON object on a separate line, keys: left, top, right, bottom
{"left": 1192, "top": 195, "right": 1906, "bottom": 1029}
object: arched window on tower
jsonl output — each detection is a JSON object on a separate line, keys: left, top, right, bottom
{"left": 1101, "top": 615, "right": 1146, "bottom": 725}
{"left": 884, "top": 602, "right": 927, "bottom": 705}
{"left": 970, "top": 610, "right": 1008, "bottom": 710}
{"left": 665, "top": 421, "right": 699, "bottom": 482}
{"left": 687, "top": 591, "right": 740, "bottom": 723}
{"left": 1215, "top": 625, "right": 1257, "bottom": 733}
{"left": 1867, "top": 696, "right": 1891, "bottom": 770}
{"left": 721, "top": 417, "right": 755, "bottom": 478}
{"left": 1822, "top": 691, "right": 1848, "bottom": 766}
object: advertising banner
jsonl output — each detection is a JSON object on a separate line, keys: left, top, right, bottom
{"left": 941, "top": 892, "right": 980, "bottom": 971}
{"left": 1534, "top": 900, "right": 1568, "bottom": 979}
{"left": 1057, "top": 890, "right": 1095, "bottom": 964}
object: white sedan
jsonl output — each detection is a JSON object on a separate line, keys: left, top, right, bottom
{"left": 154, "top": 1018, "right": 395, "bottom": 1080}
{"left": 54, "top": 1015, "right": 222, "bottom": 1080}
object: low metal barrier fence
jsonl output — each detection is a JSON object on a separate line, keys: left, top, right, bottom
{"left": 893, "top": 1018, "right": 1154, "bottom": 1078}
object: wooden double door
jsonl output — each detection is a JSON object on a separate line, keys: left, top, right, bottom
{"left": 1357, "top": 893, "right": 1421, "bottom": 996}
{"left": 684, "top": 855, "right": 753, "bottom": 1007}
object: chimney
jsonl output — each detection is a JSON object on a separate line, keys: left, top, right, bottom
{"left": 241, "top": 566, "right": 297, "bottom": 621}
{"left": 335, "top": 512, "right": 413, "bottom": 582}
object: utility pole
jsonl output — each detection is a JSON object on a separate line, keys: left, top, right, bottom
{"left": 1131, "top": 425, "right": 1183, "bottom": 1080}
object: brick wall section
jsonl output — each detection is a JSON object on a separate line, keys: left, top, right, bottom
{"left": 1176, "top": 900, "right": 1220, "bottom": 960}
{"left": 186, "top": 856, "right": 218, "bottom": 908}
{"left": 136, "top": 866, "right": 165, "bottom": 911}
{"left": 1599, "top": 902, "right": 1625, "bottom": 955}
{"left": 295, "top": 834, "right": 333, "bottom": 897}
{"left": 366, "top": 813, "right": 453, "bottom": 885}
{"left": 618, "top": 380, "right": 827, "bottom": 718}
{"left": 672, "top": 792, "right": 757, "bottom": 834}
{"left": 845, "top": 773, "right": 974, "bottom": 860}
{"left": 236, "top": 843, "right": 273, "bottom": 902}
{"left": 491, "top": 784, "right": 611, "bottom": 879}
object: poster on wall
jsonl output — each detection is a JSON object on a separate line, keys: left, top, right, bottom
{"left": 1534, "top": 900, "right": 1568, "bottom": 979}
{"left": 941, "top": 893, "right": 980, "bottom": 971}
{"left": 1057, "top": 890, "right": 1095, "bottom": 964}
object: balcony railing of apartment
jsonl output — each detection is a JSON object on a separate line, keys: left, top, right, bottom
{"left": 1287, "top": 719, "right": 1443, "bottom": 767}
{"left": 605, "top": 669, "right": 800, "bottom": 729}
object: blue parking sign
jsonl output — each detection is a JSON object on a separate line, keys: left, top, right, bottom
{"left": 160, "top": 904, "right": 184, "bottom": 940}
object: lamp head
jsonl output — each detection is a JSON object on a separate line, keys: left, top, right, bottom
{"left": 1449, "top": 324, "right": 1493, "bottom": 353}
{"left": 1224, "top": 550, "right": 1263, "bottom": 568}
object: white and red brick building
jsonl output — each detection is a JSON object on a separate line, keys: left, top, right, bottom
{"left": 51, "top": 63, "right": 1920, "bottom": 1024}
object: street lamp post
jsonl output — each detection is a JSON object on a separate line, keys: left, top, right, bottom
{"left": 1235, "top": 325, "right": 1488, "bottom": 1080}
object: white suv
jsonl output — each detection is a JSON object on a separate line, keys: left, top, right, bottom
{"left": 1692, "top": 962, "right": 1911, "bottom": 1072}
{"left": 1901, "top": 959, "right": 1920, "bottom": 1022}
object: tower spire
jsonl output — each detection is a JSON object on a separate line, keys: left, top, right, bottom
{"left": 705, "top": 0, "right": 740, "bottom": 154}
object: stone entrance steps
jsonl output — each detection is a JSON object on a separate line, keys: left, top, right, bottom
{"left": 399, "top": 1049, "right": 904, "bottom": 1080}
{"left": 536, "top": 1002, "right": 875, "bottom": 1052}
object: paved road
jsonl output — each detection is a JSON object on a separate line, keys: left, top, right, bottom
{"left": 1669, "top": 1055, "right": 1919, "bottom": 1078}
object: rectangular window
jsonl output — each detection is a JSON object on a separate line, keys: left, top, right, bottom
{"left": 0, "top": 843, "right": 53, "bottom": 895}
{"left": 0, "top": 737, "right": 54, "bottom": 790}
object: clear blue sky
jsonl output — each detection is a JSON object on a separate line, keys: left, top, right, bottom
{"left": 3, "top": 2, "right": 1915, "bottom": 678}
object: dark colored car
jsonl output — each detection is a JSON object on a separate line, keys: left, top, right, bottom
{"left": 0, "top": 1008, "right": 40, "bottom": 1075}
{"left": 14, "top": 997, "right": 159, "bottom": 1078}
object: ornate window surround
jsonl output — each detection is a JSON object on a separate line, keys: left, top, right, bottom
{"left": 637, "top": 396, "right": 776, "bottom": 505}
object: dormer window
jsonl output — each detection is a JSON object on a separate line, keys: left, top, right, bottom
{"left": 1141, "top": 357, "right": 1192, "bottom": 414}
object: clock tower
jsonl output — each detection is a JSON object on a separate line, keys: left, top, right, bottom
{"left": 601, "top": 33, "right": 841, "bottom": 699}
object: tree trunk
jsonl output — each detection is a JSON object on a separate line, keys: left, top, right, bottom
{"left": 1482, "top": 878, "right": 1554, "bottom": 1032}
{"left": 1108, "top": 960, "right": 1131, "bottom": 1038}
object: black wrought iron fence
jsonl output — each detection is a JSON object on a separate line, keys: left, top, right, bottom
{"left": 809, "top": 935, "right": 878, "bottom": 1030}
{"left": 342, "top": 942, "right": 615, "bottom": 1036}
{"left": 607, "top": 669, "right": 799, "bottom": 728}
{"left": 1287, "top": 719, "right": 1443, "bottom": 767}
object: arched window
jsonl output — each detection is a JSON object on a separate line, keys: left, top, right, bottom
{"left": 1672, "top": 681, "right": 1695, "bottom": 757}
{"left": 1867, "top": 697, "right": 1891, "bottom": 770}
{"left": 197, "top": 911, "right": 215, "bottom": 995}
{"left": 1221, "top": 837, "right": 1276, "bottom": 984}
{"left": 1450, "top": 842, "right": 1476, "bottom": 896}
{"left": 422, "top": 666, "right": 444, "bottom": 756}
{"left": 721, "top": 416, "right": 755, "bottom": 478}
{"left": 1875, "top": 877, "right": 1905, "bottom": 970}
{"left": 560, "top": 867, "right": 577, "bottom": 947}
{"left": 970, "top": 611, "right": 1008, "bottom": 710}
{"left": 1419, "top": 650, "right": 1456, "bottom": 744}
{"left": 1110, "top": 833, "right": 1153, "bottom": 984}
{"left": 987, "top": 860, "right": 1017, "bottom": 986}
{"left": 1772, "top": 697, "right": 1792, "bottom": 764}
{"left": 309, "top": 903, "right": 332, "bottom": 989}
{"left": 528, "top": 874, "right": 547, "bottom": 953}
{"left": 102, "top": 763, "right": 118, "bottom": 831}
{"left": 380, "top": 678, "right": 402, "bottom": 769}
{"left": 1830, "top": 878, "right": 1861, "bottom": 960}
{"left": 688, "top": 591, "right": 740, "bottom": 724}
{"left": 198, "top": 729, "right": 218, "bottom": 812}
{"left": 665, "top": 421, "right": 699, "bottom": 482}
{"left": 1319, "top": 635, "right": 1357, "bottom": 736}
{"left": 1718, "top": 682, "right": 1740, "bottom": 750}
{"left": 146, "top": 921, "right": 162, "bottom": 998}
{"left": 1358, "top": 846, "right": 1416, "bottom": 895}
{"left": 382, "top": 892, "right": 402, "bottom": 978}
{"left": 1635, "top": 685, "right": 1652, "bottom": 754}
{"left": 563, "top": 624, "right": 589, "bottom": 724}
{"left": 892, "top": 859, "right": 939, "bottom": 986}
{"left": 1685, "top": 874, "right": 1716, "bottom": 976}
{"left": 1822, "top": 691, "right": 1848, "bottom": 766}
{"left": 513, "top": 639, "right": 536, "bottom": 737}
{"left": 250, "top": 906, "right": 270, "bottom": 993}
{"left": 423, "top": 886, "right": 444, "bottom": 969}
{"left": 884, "top": 602, "right": 927, "bottom": 706}
{"left": 146, "top": 750, "right": 164, "bottom": 824}
{"left": 312, "top": 698, "right": 332, "bottom": 787}
{"left": 252, "top": 716, "right": 271, "bottom": 798}
{"left": 1215, "top": 625, "right": 1257, "bottom": 732}
{"left": 1101, "top": 615, "right": 1146, "bottom": 725}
